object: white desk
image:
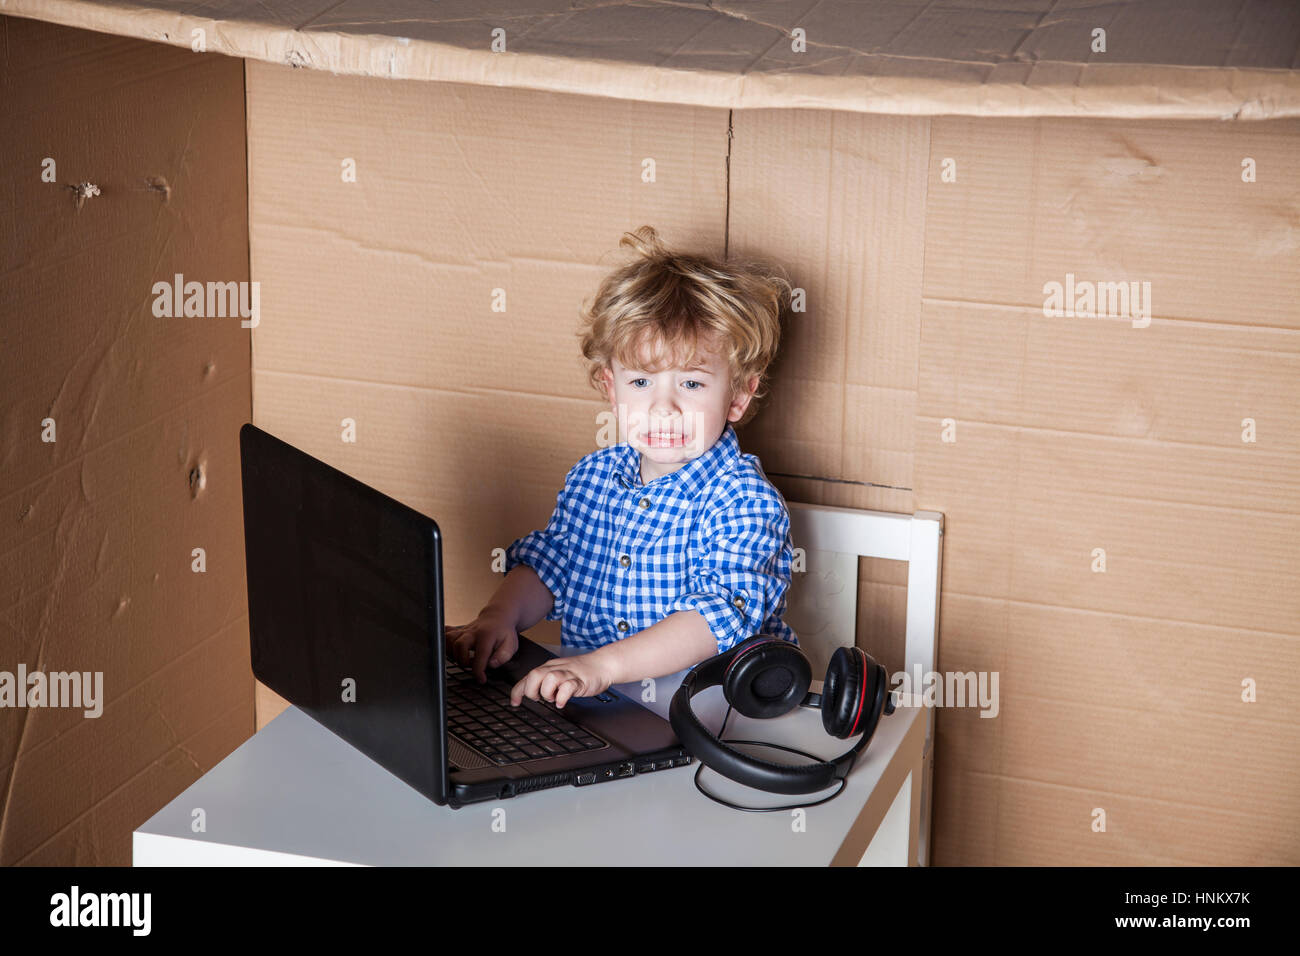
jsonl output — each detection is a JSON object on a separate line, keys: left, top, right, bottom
{"left": 134, "top": 646, "right": 925, "bottom": 866}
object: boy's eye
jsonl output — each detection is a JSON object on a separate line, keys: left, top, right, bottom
{"left": 628, "top": 378, "right": 705, "bottom": 390}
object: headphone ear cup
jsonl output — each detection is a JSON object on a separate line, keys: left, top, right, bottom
{"left": 725, "top": 640, "right": 811, "bottom": 720}
{"left": 822, "top": 646, "right": 863, "bottom": 738}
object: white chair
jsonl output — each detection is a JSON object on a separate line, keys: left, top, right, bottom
{"left": 784, "top": 502, "right": 944, "bottom": 866}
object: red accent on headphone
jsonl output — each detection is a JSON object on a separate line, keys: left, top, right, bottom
{"left": 847, "top": 647, "right": 868, "bottom": 737}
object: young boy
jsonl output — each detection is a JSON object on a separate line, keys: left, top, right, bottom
{"left": 445, "top": 226, "right": 799, "bottom": 710}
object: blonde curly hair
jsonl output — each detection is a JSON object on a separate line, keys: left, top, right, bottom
{"left": 578, "top": 226, "right": 791, "bottom": 429}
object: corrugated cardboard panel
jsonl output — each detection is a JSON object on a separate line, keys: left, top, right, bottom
{"left": 933, "top": 595, "right": 1299, "bottom": 865}
{"left": 21, "top": 699, "right": 250, "bottom": 865}
{"left": 245, "top": 60, "right": 730, "bottom": 727}
{"left": 934, "top": 756, "right": 1297, "bottom": 865}
{"left": 728, "top": 110, "right": 928, "bottom": 503}
{"left": 917, "top": 353, "right": 1298, "bottom": 631}
{"left": 3, "top": 621, "right": 251, "bottom": 864}
{"left": 6, "top": 0, "right": 1300, "bottom": 118}
{"left": 1, "top": 376, "right": 254, "bottom": 691}
{"left": 246, "top": 61, "right": 728, "bottom": 399}
{"left": 0, "top": 15, "right": 252, "bottom": 865}
{"left": 918, "top": 303, "right": 1300, "bottom": 455}
{"left": 727, "top": 108, "right": 929, "bottom": 676}
{"left": 917, "top": 115, "right": 1300, "bottom": 865}
{"left": 924, "top": 117, "right": 1300, "bottom": 329}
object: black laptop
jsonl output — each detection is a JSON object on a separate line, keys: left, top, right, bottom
{"left": 238, "top": 423, "right": 692, "bottom": 809}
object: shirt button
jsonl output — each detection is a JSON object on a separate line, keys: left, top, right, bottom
{"left": 617, "top": 620, "right": 629, "bottom": 632}
{"left": 732, "top": 595, "right": 746, "bottom": 609}
{"left": 619, "top": 554, "right": 631, "bottom": 568}
{"left": 639, "top": 497, "right": 651, "bottom": 509}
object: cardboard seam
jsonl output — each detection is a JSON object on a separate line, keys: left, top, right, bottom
{"left": 254, "top": 217, "right": 611, "bottom": 268}
{"left": 918, "top": 297, "right": 1300, "bottom": 335}
{"left": 249, "top": 367, "right": 601, "bottom": 403}
{"left": 1002, "top": 689, "right": 1298, "bottom": 723}
{"left": 911, "top": 416, "right": 1300, "bottom": 453}
{"left": 763, "top": 470, "right": 912, "bottom": 492}
{"left": 1037, "top": 489, "right": 1300, "bottom": 520}
{"left": 963, "top": 768, "right": 1293, "bottom": 820}
{"left": 938, "top": 592, "right": 1300, "bottom": 638}
{"left": 723, "top": 108, "right": 732, "bottom": 259}
{"left": 917, "top": 113, "right": 935, "bottom": 481}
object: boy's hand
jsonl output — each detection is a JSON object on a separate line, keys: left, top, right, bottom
{"left": 444, "top": 612, "right": 520, "bottom": 684}
{"left": 509, "top": 650, "right": 616, "bottom": 710}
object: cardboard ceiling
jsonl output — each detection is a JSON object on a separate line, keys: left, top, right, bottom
{"left": 4, "top": 0, "right": 1300, "bottom": 119}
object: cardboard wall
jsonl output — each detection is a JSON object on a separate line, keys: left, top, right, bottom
{"left": 730, "top": 110, "right": 1300, "bottom": 865}
{"left": 912, "top": 116, "right": 1300, "bottom": 865}
{"left": 243, "top": 60, "right": 736, "bottom": 724}
{"left": 245, "top": 59, "right": 1300, "bottom": 865}
{"left": 3, "top": 3, "right": 1296, "bottom": 868}
{"left": 0, "top": 15, "right": 253, "bottom": 865}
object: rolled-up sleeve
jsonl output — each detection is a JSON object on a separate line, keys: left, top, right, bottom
{"left": 503, "top": 472, "right": 572, "bottom": 622}
{"left": 666, "top": 494, "right": 793, "bottom": 654}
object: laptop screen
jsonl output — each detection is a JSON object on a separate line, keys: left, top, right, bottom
{"left": 239, "top": 423, "right": 448, "bottom": 803}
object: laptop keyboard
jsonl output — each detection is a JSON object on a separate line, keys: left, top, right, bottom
{"left": 445, "top": 663, "right": 609, "bottom": 766}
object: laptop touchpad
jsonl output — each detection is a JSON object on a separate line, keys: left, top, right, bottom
{"left": 448, "top": 737, "right": 494, "bottom": 771}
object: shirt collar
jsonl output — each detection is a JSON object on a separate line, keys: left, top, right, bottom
{"left": 614, "top": 424, "right": 741, "bottom": 501}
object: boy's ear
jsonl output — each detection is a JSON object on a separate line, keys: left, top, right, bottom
{"left": 601, "top": 366, "right": 616, "bottom": 405}
{"left": 727, "top": 374, "right": 760, "bottom": 422}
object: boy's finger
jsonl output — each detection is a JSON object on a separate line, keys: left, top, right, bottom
{"left": 555, "top": 678, "right": 579, "bottom": 710}
{"left": 510, "top": 672, "right": 538, "bottom": 707}
{"left": 541, "top": 670, "right": 575, "bottom": 705}
{"left": 472, "top": 634, "right": 496, "bottom": 683}
{"left": 450, "top": 632, "right": 473, "bottom": 664}
{"left": 537, "top": 671, "right": 558, "bottom": 703}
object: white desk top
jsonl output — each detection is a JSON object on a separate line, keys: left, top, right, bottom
{"left": 134, "top": 645, "right": 921, "bottom": 866}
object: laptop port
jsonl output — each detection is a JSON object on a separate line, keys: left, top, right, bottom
{"left": 636, "top": 761, "right": 655, "bottom": 773}
{"left": 674, "top": 756, "right": 692, "bottom": 766}
{"left": 618, "top": 762, "right": 634, "bottom": 777}
{"left": 601, "top": 768, "right": 615, "bottom": 779}
{"left": 576, "top": 772, "right": 597, "bottom": 785}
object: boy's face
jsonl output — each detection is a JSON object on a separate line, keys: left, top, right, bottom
{"left": 602, "top": 335, "right": 758, "bottom": 482}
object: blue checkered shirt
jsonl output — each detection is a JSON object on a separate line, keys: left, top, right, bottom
{"left": 504, "top": 424, "right": 799, "bottom": 655}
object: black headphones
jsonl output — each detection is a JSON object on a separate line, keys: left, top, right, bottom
{"left": 669, "top": 635, "right": 896, "bottom": 811}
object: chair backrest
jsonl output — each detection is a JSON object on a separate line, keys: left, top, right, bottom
{"left": 784, "top": 501, "right": 944, "bottom": 866}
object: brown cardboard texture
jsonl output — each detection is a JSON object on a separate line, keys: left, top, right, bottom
{"left": 2, "top": 1, "right": 1298, "bottom": 867}
{"left": 1, "top": 15, "right": 252, "bottom": 865}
